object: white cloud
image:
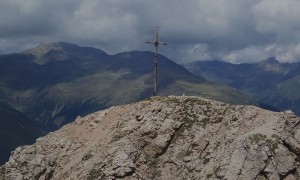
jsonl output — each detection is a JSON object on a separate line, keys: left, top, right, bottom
{"left": 0, "top": 0, "right": 300, "bottom": 63}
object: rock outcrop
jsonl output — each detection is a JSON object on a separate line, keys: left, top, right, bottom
{"left": 1, "top": 96, "right": 300, "bottom": 180}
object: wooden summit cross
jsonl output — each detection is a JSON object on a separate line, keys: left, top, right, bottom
{"left": 146, "top": 29, "right": 167, "bottom": 96}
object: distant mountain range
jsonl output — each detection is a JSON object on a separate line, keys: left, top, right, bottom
{"left": 0, "top": 42, "right": 262, "bottom": 129}
{"left": 185, "top": 58, "right": 300, "bottom": 115}
{"left": 0, "top": 42, "right": 269, "bottom": 165}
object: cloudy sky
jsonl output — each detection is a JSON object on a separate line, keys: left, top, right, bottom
{"left": 0, "top": 0, "right": 300, "bottom": 63}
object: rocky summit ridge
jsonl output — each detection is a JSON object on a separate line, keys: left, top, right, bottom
{"left": 1, "top": 96, "right": 300, "bottom": 180}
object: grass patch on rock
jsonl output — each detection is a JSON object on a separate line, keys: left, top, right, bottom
{"left": 145, "top": 154, "right": 161, "bottom": 179}
{"left": 250, "top": 133, "right": 280, "bottom": 153}
{"left": 250, "top": 133, "right": 267, "bottom": 144}
{"left": 87, "top": 168, "right": 106, "bottom": 180}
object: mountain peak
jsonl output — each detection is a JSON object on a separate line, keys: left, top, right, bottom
{"left": 22, "top": 42, "right": 107, "bottom": 64}
{"left": 260, "top": 57, "right": 279, "bottom": 64}
{"left": 21, "top": 42, "right": 79, "bottom": 64}
{"left": 258, "top": 57, "right": 288, "bottom": 73}
{"left": 23, "top": 42, "right": 78, "bottom": 57}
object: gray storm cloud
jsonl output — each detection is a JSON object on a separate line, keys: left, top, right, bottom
{"left": 0, "top": 0, "right": 300, "bottom": 63}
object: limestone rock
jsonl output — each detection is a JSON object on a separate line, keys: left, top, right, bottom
{"left": 1, "top": 96, "right": 300, "bottom": 179}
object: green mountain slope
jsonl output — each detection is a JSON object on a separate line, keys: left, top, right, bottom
{"left": 0, "top": 102, "right": 44, "bottom": 165}
{"left": 184, "top": 58, "right": 300, "bottom": 114}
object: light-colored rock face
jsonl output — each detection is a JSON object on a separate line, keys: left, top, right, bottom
{"left": 1, "top": 96, "right": 300, "bottom": 180}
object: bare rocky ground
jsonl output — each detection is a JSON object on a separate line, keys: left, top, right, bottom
{"left": 1, "top": 96, "right": 300, "bottom": 180}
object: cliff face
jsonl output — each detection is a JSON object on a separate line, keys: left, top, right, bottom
{"left": 1, "top": 96, "right": 300, "bottom": 180}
